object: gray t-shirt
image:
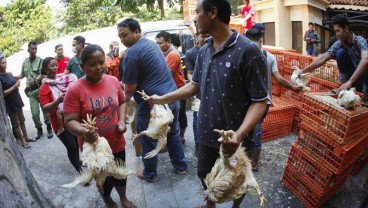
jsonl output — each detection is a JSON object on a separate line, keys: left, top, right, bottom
{"left": 263, "top": 50, "right": 278, "bottom": 104}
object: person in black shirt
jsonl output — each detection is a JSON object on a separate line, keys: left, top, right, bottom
{"left": 143, "top": 0, "right": 268, "bottom": 207}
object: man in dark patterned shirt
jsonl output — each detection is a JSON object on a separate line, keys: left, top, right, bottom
{"left": 145, "top": 0, "right": 268, "bottom": 207}
{"left": 301, "top": 14, "right": 368, "bottom": 96}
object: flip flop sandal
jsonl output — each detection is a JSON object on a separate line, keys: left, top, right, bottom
{"left": 21, "top": 143, "right": 31, "bottom": 149}
{"left": 123, "top": 201, "right": 137, "bottom": 208}
{"left": 27, "top": 138, "right": 37, "bottom": 142}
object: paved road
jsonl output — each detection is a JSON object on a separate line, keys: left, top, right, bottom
{"left": 6, "top": 20, "right": 368, "bottom": 208}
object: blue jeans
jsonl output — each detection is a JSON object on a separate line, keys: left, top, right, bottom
{"left": 253, "top": 104, "right": 270, "bottom": 150}
{"left": 336, "top": 48, "right": 366, "bottom": 93}
{"left": 193, "top": 111, "right": 198, "bottom": 146}
{"left": 137, "top": 101, "right": 187, "bottom": 180}
{"left": 306, "top": 47, "right": 314, "bottom": 56}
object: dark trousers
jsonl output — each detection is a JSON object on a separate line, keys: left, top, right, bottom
{"left": 102, "top": 150, "right": 127, "bottom": 196}
{"left": 336, "top": 48, "right": 366, "bottom": 93}
{"left": 197, "top": 144, "right": 220, "bottom": 189}
{"left": 58, "top": 129, "right": 81, "bottom": 172}
{"left": 179, "top": 99, "right": 187, "bottom": 129}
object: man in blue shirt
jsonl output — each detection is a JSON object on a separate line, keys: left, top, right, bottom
{"left": 117, "top": 18, "right": 187, "bottom": 182}
{"left": 185, "top": 32, "right": 210, "bottom": 154}
{"left": 301, "top": 14, "right": 368, "bottom": 97}
{"left": 144, "top": 0, "right": 268, "bottom": 207}
{"left": 304, "top": 22, "right": 320, "bottom": 56}
{"left": 64, "top": 36, "right": 85, "bottom": 79}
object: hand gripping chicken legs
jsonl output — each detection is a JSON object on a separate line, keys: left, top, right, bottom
{"left": 61, "top": 114, "right": 133, "bottom": 188}
{"left": 204, "top": 129, "right": 266, "bottom": 207}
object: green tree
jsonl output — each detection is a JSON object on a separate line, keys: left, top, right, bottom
{"left": 60, "top": 0, "right": 123, "bottom": 34}
{"left": 0, "top": 0, "right": 53, "bottom": 56}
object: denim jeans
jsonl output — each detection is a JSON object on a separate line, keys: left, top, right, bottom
{"left": 193, "top": 111, "right": 198, "bottom": 146}
{"left": 336, "top": 48, "right": 366, "bottom": 93}
{"left": 136, "top": 101, "right": 187, "bottom": 180}
{"left": 306, "top": 47, "right": 314, "bottom": 56}
{"left": 253, "top": 104, "right": 270, "bottom": 150}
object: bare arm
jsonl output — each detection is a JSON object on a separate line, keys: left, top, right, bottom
{"left": 117, "top": 102, "right": 127, "bottom": 133}
{"left": 124, "top": 83, "right": 137, "bottom": 101}
{"left": 145, "top": 81, "right": 199, "bottom": 105}
{"left": 64, "top": 69, "right": 71, "bottom": 75}
{"left": 4, "top": 80, "right": 20, "bottom": 96}
{"left": 187, "top": 70, "right": 194, "bottom": 82}
{"left": 273, "top": 71, "right": 301, "bottom": 92}
{"left": 42, "top": 94, "right": 64, "bottom": 113}
{"left": 221, "top": 100, "right": 267, "bottom": 157}
{"left": 340, "top": 51, "right": 368, "bottom": 90}
{"left": 301, "top": 52, "right": 331, "bottom": 74}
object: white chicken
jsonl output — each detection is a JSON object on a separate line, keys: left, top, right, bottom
{"left": 61, "top": 114, "right": 133, "bottom": 188}
{"left": 337, "top": 88, "right": 361, "bottom": 110}
{"left": 291, "top": 66, "right": 312, "bottom": 91}
{"left": 204, "top": 129, "right": 266, "bottom": 207}
{"left": 132, "top": 91, "right": 174, "bottom": 159}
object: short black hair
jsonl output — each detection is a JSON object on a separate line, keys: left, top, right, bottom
{"left": 55, "top": 43, "right": 63, "bottom": 50}
{"left": 202, "top": 0, "right": 231, "bottom": 24}
{"left": 156, "top": 31, "right": 171, "bottom": 42}
{"left": 28, "top": 41, "right": 37, "bottom": 48}
{"left": 308, "top": 22, "right": 314, "bottom": 26}
{"left": 41, "top": 57, "right": 55, "bottom": 75}
{"left": 245, "top": 28, "right": 264, "bottom": 41}
{"left": 332, "top": 14, "right": 350, "bottom": 31}
{"left": 81, "top": 44, "right": 105, "bottom": 65}
{"left": 73, "top": 36, "right": 86, "bottom": 45}
{"left": 117, "top": 18, "right": 142, "bottom": 33}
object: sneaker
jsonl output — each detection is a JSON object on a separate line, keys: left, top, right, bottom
{"left": 35, "top": 128, "right": 43, "bottom": 140}
{"left": 136, "top": 169, "right": 157, "bottom": 182}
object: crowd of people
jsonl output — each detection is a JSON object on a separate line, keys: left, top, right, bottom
{"left": 1, "top": 0, "right": 367, "bottom": 207}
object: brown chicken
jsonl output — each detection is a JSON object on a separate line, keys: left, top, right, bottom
{"left": 204, "top": 129, "right": 266, "bottom": 207}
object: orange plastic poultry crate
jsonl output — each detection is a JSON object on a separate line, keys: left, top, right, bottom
{"left": 313, "top": 61, "right": 340, "bottom": 84}
{"left": 261, "top": 97, "right": 295, "bottom": 142}
{"left": 285, "top": 144, "right": 350, "bottom": 194}
{"left": 297, "top": 123, "right": 368, "bottom": 174}
{"left": 282, "top": 162, "right": 350, "bottom": 208}
{"left": 301, "top": 92, "right": 368, "bottom": 145}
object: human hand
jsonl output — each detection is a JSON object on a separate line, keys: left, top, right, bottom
{"left": 28, "top": 79, "right": 35, "bottom": 86}
{"left": 57, "top": 93, "right": 65, "bottom": 104}
{"left": 292, "top": 85, "right": 303, "bottom": 93}
{"left": 83, "top": 128, "right": 99, "bottom": 144}
{"left": 339, "top": 80, "right": 352, "bottom": 91}
{"left": 216, "top": 130, "right": 241, "bottom": 158}
{"left": 117, "top": 121, "right": 127, "bottom": 133}
{"left": 13, "top": 80, "right": 20, "bottom": 90}
{"left": 138, "top": 91, "right": 165, "bottom": 106}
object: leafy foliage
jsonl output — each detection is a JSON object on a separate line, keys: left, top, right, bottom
{"left": 60, "top": 0, "right": 123, "bottom": 34}
{"left": 0, "top": 0, "right": 53, "bottom": 56}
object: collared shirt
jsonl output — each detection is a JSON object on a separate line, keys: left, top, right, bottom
{"left": 192, "top": 31, "right": 268, "bottom": 149}
{"left": 66, "top": 55, "right": 85, "bottom": 79}
{"left": 21, "top": 56, "right": 43, "bottom": 84}
{"left": 328, "top": 33, "right": 368, "bottom": 70}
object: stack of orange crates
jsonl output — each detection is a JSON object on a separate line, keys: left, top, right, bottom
{"left": 261, "top": 97, "right": 295, "bottom": 142}
{"left": 282, "top": 92, "right": 368, "bottom": 208}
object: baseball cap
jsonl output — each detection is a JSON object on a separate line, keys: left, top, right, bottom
{"left": 251, "top": 23, "right": 265, "bottom": 31}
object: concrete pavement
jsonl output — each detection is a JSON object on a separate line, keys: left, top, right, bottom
{"left": 18, "top": 109, "right": 367, "bottom": 208}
